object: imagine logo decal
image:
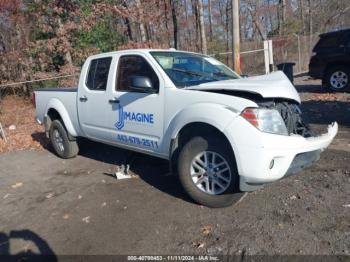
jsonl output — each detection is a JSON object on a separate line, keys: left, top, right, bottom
{"left": 115, "top": 103, "right": 154, "bottom": 130}
{"left": 114, "top": 103, "right": 158, "bottom": 149}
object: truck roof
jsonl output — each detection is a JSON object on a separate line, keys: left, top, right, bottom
{"left": 87, "top": 49, "right": 203, "bottom": 60}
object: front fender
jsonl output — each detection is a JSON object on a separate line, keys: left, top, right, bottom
{"left": 162, "top": 103, "right": 239, "bottom": 154}
{"left": 45, "top": 98, "right": 78, "bottom": 137}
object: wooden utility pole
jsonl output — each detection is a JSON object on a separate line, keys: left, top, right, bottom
{"left": 231, "top": 0, "right": 241, "bottom": 74}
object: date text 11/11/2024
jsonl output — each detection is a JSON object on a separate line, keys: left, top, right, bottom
{"left": 117, "top": 134, "right": 159, "bottom": 149}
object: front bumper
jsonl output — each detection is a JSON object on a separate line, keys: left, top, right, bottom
{"left": 223, "top": 118, "right": 338, "bottom": 191}
{"left": 284, "top": 150, "right": 321, "bottom": 177}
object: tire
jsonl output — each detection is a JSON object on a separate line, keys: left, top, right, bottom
{"left": 177, "top": 136, "right": 241, "bottom": 208}
{"left": 49, "top": 120, "right": 79, "bottom": 159}
{"left": 323, "top": 65, "right": 350, "bottom": 92}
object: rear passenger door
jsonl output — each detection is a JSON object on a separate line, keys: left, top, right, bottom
{"left": 78, "top": 56, "right": 115, "bottom": 142}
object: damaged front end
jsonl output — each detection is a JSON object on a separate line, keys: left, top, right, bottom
{"left": 258, "top": 100, "right": 313, "bottom": 138}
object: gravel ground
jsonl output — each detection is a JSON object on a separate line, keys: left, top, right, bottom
{"left": 0, "top": 77, "right": 349, "bottom": 258}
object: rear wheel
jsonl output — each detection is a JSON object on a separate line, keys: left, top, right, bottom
{"left": 49, "top": 120, "right": 79, "bottom": 159}
{"left": 324, "top": 66, "right": 350, "bottom": 92}
{"left": 178, "top": 136, "right": 242, "bottom": 208}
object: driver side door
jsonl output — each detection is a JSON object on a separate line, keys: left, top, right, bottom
{"left": 111, "top": 54, "right": 165, "bottom": 155}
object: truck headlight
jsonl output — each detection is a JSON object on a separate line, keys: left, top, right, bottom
{"left": 241, "top": 108, "right": 288, "bottom": 135}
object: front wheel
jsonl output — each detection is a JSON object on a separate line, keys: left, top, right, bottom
{"left": 177, "top": 136, "right": 242, "bottom": 208}
{"left": 323, "top": 66, "right": 350, "bottom": 92}
{"left": 49, "top": 120, "right": 79, "bottom": 159}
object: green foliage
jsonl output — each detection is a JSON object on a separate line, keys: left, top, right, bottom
{"left": 24, "top": 0, "right": 127, "bottom": 72}
{"left": 74, "top": 20, "right": 127, "bottom": 53}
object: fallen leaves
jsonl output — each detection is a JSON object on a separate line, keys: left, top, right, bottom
{"left": 304, "top": 93, "right": 339, "bottom": 102}
{"left": 0, "top": 96, "right": 48, "bottom": 154}
{"left": 63, "top": 214, "right": 70, "bottom": 219}
{"left": 82, "top": 216, "right": 90, "bottom": 223}
{"left": 192, "top": 240, "right": 205, "bottom": 249}
{"left": 11, "top": 182, "right": 23, "bottom": 189}
{"left": 201, "top": 225, "right": 212, "bottom": 236}
{"left": 3, "top": 193, "right": 10, "bottom": 199}
{"left": 190, "top": 225, "right": 213, "bottom": 250}
{"left": 289, "top": 194, "right": 301, "bottom": 200}
{"left": 45, "top": 193, "right": 54, "bottom": 199}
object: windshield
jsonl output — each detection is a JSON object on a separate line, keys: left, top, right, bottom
{"left": 150, "top": 51, "right": 240, "bottom": 87}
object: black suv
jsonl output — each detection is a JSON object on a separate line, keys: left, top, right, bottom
{"left": 309, "top": 29, "right": 350, "bottom": 92}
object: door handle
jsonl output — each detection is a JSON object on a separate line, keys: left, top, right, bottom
{"left": 79, "top": 96, "right": 88, "bottom": 102}
{"left": 109, "top": 98, "right": 120, "bottom": 104}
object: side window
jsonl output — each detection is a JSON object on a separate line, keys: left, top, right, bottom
{"left": 86, "top": 57, "right": 112, "bottom": 91}
{"left": 116, "top": 55, "right": 159, "bottom": 93}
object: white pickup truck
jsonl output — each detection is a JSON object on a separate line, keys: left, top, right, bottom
{"left": 34, "top": 49, "right": 338, "bottom": 207}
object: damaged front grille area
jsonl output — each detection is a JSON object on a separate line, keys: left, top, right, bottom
{"left": 258, "top": 101, "right": 313, "bottom": 137}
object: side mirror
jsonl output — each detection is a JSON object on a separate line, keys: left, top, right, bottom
{"left": 130, "top": 76, "right": 154, "bottom": 93}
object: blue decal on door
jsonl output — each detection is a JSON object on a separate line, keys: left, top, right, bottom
{"left": 115, "top": 104, "right": 125, "bottom": 130}
{"left": 115, "top": 103, "right": 154, "bottom": 130}
{"left": 117, "top": 134, "right": 158, "bottom": 149}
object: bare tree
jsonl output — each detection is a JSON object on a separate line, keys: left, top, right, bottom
{"left": 198, "top": 0, "right": 207, "bottom": 54}
{"left": 170, "top": 0, "right": 179, "bottom": 49}
{"left": 122, "top": 1, "right": 133, "bottom": 41}
{"left": 192, "top": 0, "right": 200, "bottom": 51}
{"left": 135, "top": 0, "right": 147, "bottom": 42}
{"left": 208, "top": 0, "right": 213, "bottom": 38}
{"left": 163, "top": 0, "right": 171, "bottom": 46}
{"left": 299, "top": 0, "right": 305, "bottom": 34}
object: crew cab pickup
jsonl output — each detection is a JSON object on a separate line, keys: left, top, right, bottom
{"left": 34, "top": 49, "right": 338, "bottom": 207}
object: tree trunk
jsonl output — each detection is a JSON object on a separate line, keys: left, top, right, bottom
{"left": 208, "top": 0, "right": 213, "bottom": 39}
{"left": 184, "top": 0, "right": 192, "bottom": 49}
{"left": 170, "top": 0, "right": 178, "bottom": 49}
{"left": 308, "top": 0, "right": 313, "bottom": 52}
{"left": 135, "top": 0, "right": 147, "bottom": 42}
{"left": 57, "top": 18, "right": 73, "bottom": 66}
{"left": 122, "top": 1, "right": 133, "bottom": 41}
{"left": 278, "top": 0, "right": 286, "bottom": 35}
{"left": 163, "top": 0, "right": 171, "bottom": 47}
{"left": 299, "top": 0, "right": 305, "bottom": 34}
{"left": 192, "top": 0, "right": 200, "bottom": 51}
{"left": 198, "top": 0, "right": 207, "bottom": 54}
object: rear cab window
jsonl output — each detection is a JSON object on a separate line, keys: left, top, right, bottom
{"left": 86, "top": 57, "right": 112, "bottom": 91}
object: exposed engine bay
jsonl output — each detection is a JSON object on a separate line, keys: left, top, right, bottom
{"left": 258, "top": 100, "right": 312, "bottom": 138}
{"left": 203, "top": 89, "right": 312, "bottom": 138}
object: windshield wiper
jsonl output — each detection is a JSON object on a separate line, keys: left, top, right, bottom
{"left": 170, "top": 68, "right": 221, "bottom": 81}
{"left": 213, "top": 71, "right": 227, "bottom": 77}
{"left": 169, "top": 68, "right": 204, "bottom": 77}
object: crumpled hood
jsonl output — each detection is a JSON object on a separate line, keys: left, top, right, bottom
{"left": 184, "top": 71, "right": 301, "bottom": 103}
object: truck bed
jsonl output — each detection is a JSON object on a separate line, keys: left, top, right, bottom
{"left": 34, "top": 87, "right": 81, "bottom": 136}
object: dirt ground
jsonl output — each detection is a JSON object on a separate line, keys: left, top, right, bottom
{"left": 0, "top": 77, "right": 349, "bottom": 258}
